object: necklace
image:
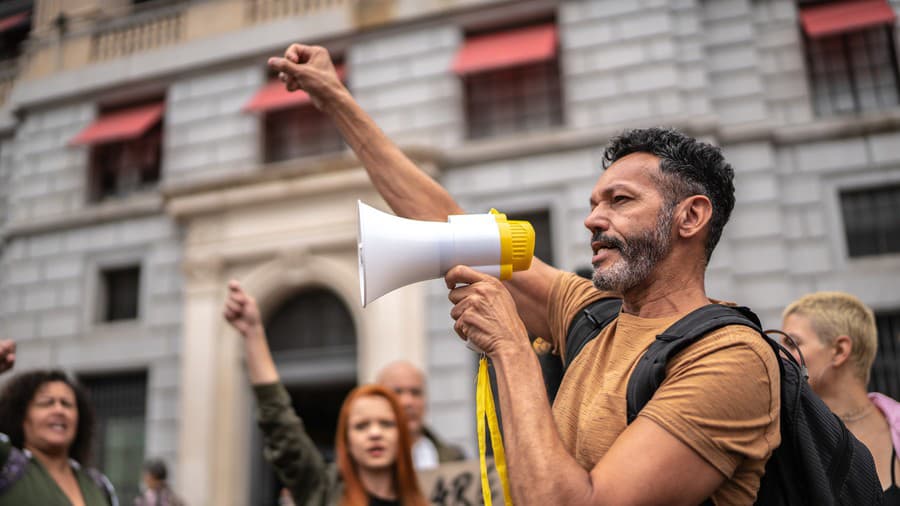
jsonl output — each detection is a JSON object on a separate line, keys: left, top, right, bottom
{"left": 839, "top": 403, "right": 874, "bottom": 424}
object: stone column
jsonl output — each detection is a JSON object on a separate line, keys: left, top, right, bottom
{"left": 177, "top": 255, "right": 245, "bottom": 505}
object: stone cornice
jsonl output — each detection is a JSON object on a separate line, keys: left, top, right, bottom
{"left": 6, "top": 110, "right": 900, "bottom": 239}
{"left": 3, "top": 193, "right": 164, "bottom": 239}
{"left": 440, "top": 114, "right": 721, "bottom": 168}
{"left": 441, "top": 110, "right": 900, "bottom": 168}
{"left": 162, "top": 147, "right": 442, "bottom": 219}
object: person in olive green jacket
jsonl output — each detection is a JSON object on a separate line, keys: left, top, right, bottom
{"left": 0, "top": 339, "right": 118, "bottom": 506}
{"left": 224, "top": 281, "right": 428, "bottom": 506}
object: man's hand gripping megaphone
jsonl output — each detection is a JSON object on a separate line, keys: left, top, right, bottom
{"left": 446, "top": 265, "right": 530, "bottom": 356}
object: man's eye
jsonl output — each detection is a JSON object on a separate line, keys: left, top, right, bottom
{"left": 613, "top": 195, "right": 630, "bottom": 203}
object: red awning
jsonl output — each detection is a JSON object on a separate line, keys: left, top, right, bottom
{"left": 243, "top": 64, "right": 346, "bottom": 113}
{"left": 452, "top": 23, "right": 558, "bottom": 76}
{"left": 69, "top": 103, "right": 164, "bottom": 146}
{"left": 800, "top": 0, "right": 897, "bottom": 38}
{"left": 0, "top": 11, "right": 30, "bottom": 33}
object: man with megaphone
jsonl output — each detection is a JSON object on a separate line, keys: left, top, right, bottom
{"left": 268, "top": 45, "right": 779, "bottom": 505}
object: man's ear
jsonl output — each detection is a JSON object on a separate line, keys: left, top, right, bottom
{"left": 675, "top": 195, "right": 713, "bottom": 240}
{"left": 832, "top": 335, "right": 853, "bottom": 368}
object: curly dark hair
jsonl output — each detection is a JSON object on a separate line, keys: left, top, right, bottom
{"left": 602, "top": 127, "right": 736, "bottom": 263}
{"left": 0, "top": 370, "right": 96, "bottom": 464}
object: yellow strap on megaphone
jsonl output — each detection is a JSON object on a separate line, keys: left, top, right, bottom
{"left": 477, "top": 355, "right": 513, "bottom": 506}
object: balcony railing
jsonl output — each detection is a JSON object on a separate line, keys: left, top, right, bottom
{"left": 89, "top": 2, "right": 186, "bottom": 62}
{"left": 244, "top": 0, "right": 352, "bottom": 24}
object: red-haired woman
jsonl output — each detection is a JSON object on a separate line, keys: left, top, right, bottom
{"left": 224, "top": 281, "right": 428, "bottom": 506}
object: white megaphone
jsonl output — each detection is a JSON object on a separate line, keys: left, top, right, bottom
{"left": 357, "top": 201, "right": 535, "bottom": 307}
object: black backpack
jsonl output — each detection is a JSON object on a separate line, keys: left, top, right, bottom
{"left": 554, "top": 299, "right": 884, "bottom": 506}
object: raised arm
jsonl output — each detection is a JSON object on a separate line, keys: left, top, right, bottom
{"left": 268, "top": 44, "right": 459, "bottom": 221}
{"left": 0, "top": 339, "right": 15, "bottom": 375}
{"left": 223, "top": 282, "right": 336, "bottom": 505}
{"left": 223, "top": 281, "right": 278, "bottom": 385}
{"left": 0, "top": 339, "right": 17, "bottom": 466}
{"left": 267, "top": 45, "right": 558, "bottom": 338}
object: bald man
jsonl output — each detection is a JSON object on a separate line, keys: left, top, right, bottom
{"left": 377, "top": 361, "right": 466, "bottom": 470}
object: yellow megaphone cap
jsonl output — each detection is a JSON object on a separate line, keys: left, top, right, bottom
{"left": 490, "top": 209, "right": 535, "bottom": 279}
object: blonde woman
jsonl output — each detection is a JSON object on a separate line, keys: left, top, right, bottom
{"left": 782, "top": 291, "right": 899, "bottom": 502}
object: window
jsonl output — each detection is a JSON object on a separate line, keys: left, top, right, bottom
{"left": 507, "top": 208, "right": 554, "bottom": 266}
{"left": 800, "top": 1, "right": 900, "bottom": 116}
{"left": 81, "top": 371, "right": 147, "bottom": 503}
{"left": 0, "top": 10, "right": 31, "bottom": 61}
{"left": 871, "top": 310, "right": 900, "bottom": 400}
{"left": 70, "top": 101, "right": 164, "bottom": 202}
{"left": 453, "top": 22, "right": 563, "bottom": 140}
{"left": 243, "top": 65, "right": 347, "bottom": 163}
{"left": 263, "top": 106, "right": 343, "bottom": 162}
{"left": 840, "top": 184, "right": 900, "bottom": 257}
{"left": 464, "top": 61, "right": 563, "bottom": 139}
{"left": 88, "top": 125, "right": 161, "bottom": 200}
{"left": 99, "top": 265, "right": 140, "bottom": 322}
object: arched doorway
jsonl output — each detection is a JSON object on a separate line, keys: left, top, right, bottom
{"left": 249, "top": 286, "right": 357, "bottom": 505}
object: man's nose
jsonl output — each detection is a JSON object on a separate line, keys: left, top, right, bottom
{"left": 584, "top": 206, "right": 610, "bottom": 234}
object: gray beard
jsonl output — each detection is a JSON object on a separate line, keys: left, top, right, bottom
{"left": 592, "top": 207, "right": 674, "bottom": 293}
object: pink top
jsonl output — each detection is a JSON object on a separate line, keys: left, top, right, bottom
{"left": 869, "top": 392, "right": 900, "bottom": 453}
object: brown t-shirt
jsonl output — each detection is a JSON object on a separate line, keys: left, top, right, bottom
{"left": 548, "top": 272, "right": 781, "bottom": 505}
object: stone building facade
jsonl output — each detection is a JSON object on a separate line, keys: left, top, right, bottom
{"left": 1, "top": 0, "right": 898, "bottom": 504}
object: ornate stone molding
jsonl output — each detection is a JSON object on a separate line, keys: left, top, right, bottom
{"left": 182, "top": 255, "right": 224, "bottom": 288}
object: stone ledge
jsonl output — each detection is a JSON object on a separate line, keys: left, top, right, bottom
{"left": 161, "top": 146, "right": 440, "bottom": 204}
{"left": 718, "top": 109, "right": 900, "bottom": 145}
{"left": 4, "top": 193, "right": 164, "bottom": 239}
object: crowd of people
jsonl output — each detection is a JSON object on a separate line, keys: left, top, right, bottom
{"left": 0, "top": 41, "right": 898, "bottom": 505}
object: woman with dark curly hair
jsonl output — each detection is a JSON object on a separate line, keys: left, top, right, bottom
{"left": 0, "top": 339, "right": 118, "bottom": 506}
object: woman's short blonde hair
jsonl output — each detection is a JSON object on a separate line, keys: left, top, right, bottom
{"left": 783, "top": 291, "right": 878, "bottom": 384}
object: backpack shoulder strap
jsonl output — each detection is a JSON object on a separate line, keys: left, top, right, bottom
{"left": 85, "top": 467, "right": 119, "bottom": 506}
{"left": 563, "top": 297, "right": 623, "bottom": 369}
{"left": 625, "top": 304, "right": 762, "bottom": 424}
